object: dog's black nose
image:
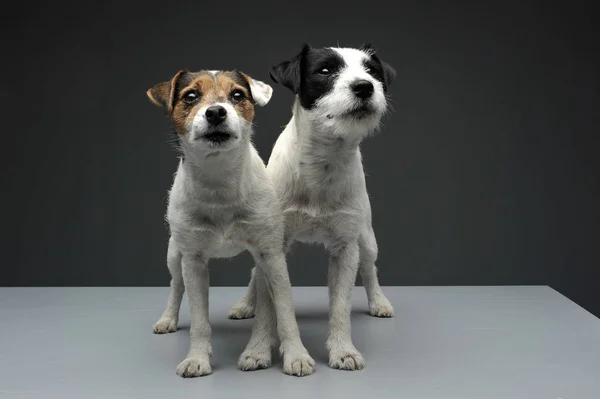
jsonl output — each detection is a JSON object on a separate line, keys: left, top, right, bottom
{"left": 205, "top": 106, "right": 227, "bottom": 125}
{"left": 351, "top": 80, "right": 374, "bottom": 99}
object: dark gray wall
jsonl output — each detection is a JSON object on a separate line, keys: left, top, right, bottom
{"left": 2, "top": 1, "right": 599, "bottom": 316}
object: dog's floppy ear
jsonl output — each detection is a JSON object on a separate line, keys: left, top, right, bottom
{"left": 379, "top": 59, "right": 396, "bottom": 90}
{"left": 369, "top": 50, "right": 396, "bottom": 91}
{"left": 146, "top": 70, "right": 187, "bottom": 115}
{"left": 269, "top": 43, "right": 311, "bottom": 93}
{"left": 239, "top": 72, "right": 273, "bottom": 107}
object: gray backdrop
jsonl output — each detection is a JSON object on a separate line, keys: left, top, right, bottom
{"left": 2, "top": 1, "right": 599, "bottom": 317}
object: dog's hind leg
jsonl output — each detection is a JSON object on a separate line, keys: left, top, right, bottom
{"left": 228, "top": 267, "right": 257, "bottom": 319}
{"left": 358, "top": 227, "right": 394, "bottom": 318}
{"left": 229, "top": 235, "right": 295, "bottom": 319}
{"left": 153, "top": 237, "right": 185, "bottom": 333}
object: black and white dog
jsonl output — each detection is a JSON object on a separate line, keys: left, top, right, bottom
{"left": 229, "top": 44, "right": 396, "bottom": 370}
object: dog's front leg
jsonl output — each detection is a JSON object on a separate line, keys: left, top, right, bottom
{"left": 254, "top": 251, "right": 315, "bottom": 376}
{"left": 176, "top": 253, "right": 212, "bottom": 377}
{"left": 238, "top": 266, "right": 276, "bottom": 371}
{"left": 326, "top": 241, "right": 365, "bottom": 370}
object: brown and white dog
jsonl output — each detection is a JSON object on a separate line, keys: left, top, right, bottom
{"left": 147, "top": 69, "right": 315, "bottom": 377}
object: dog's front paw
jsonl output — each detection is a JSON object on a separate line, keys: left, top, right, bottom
{"left": 328, "top": 346, "right": 365, "bottom": 371}
{"left": 153, "top": 317, "right": 178, "bottom": 334}
{"left": 369, "top": 296, "right": 394, "bottom": 318}
{"left": 282, "top": 348, "right": 315, "bottom": 377}
{"left": 176, "top": 357, "right": 212, "bottom": 378}
{"left": 238, "top": 349, "right": 272, "bottom": 371}
{"left": 228, "top": 303, "right": 256, "bottom": 319}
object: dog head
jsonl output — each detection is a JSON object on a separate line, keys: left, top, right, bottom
{"left": 147, "top": 70, "right": 272, "bottom": 154}
{"left": 270, "top": 44, "right": 395, "bottom": 137}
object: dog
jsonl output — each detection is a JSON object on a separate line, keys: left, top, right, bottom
{"left": 228, "top": 44, "right": 396, "bottom": 370}
{"left": 146, "top": 69, "right": 315, "bottom": 377}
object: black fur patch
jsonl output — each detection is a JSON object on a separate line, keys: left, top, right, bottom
{"left": 269, "top": 43, "right": 309, "bottom": 94}
{"left": 270, "top": 44, "right": 346, "bottom": 109}
{"left": 298, "top": 47, "right": 346, "bottom": 109}
{"left": 363, "top": 53, "right": 396, "bottom": 92}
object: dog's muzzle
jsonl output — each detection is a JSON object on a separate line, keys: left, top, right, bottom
{"left": 199, "top": 130, "right": 235, "bottom": 143}
{"left": 343, "top": 103, "right": 376, "bottom": 120}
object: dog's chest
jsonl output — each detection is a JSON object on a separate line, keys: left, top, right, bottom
{"left": 279, "top": 175, "right": 364, "bottom": 245}
{"left": 206, "top": 232, "right": 246, "bottom": 258}
{"left": 182, "top": 224, "right": 246, "bottom": 258}
{"left": 286, "top": 209, "right": 331, "bottom": 244}
{"left": 169, "top": 208, "right": 248, "bottom": 259}
{"left": 283, "top": 203, "right": 358, "bottom": 245}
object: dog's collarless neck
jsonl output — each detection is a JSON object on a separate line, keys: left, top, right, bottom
{"left": 180, "top": 145, "right": 251, "bottom": 197}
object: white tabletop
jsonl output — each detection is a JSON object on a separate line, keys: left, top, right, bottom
{"left": 1, "top": 286, "right": 599, "bottom": 399}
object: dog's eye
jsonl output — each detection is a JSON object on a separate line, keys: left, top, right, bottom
{"left": 365, "top": 67, "right": 371, "bottom": 73}
{"left": 183, "top": 91, "right": 199, "bottom": 104}
{"left": 318, "top": 68, "right": 330, "bottom": 75}
{"left": 231, "top": 89, "right": 246, "bottom": 103}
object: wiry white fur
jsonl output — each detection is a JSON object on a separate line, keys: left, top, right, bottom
{"left": 248, "top": 79, "right": 273, "bottom": 107}
{"left": 153, "top": 74, "right": 314, "bottom": 377}
{"left": 229, "top": 48, "right": 395, "bottom": 370}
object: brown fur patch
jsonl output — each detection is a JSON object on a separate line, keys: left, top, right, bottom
{"left": 146, "top": 70, "right": 187, "bottom": 114}
{"left": 155, "top": 71, "right": 256, "bottom": 135}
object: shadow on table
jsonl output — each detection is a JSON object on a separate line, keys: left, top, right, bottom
{"left": 207, "top": 308, "right": 372, "bottom": 366}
